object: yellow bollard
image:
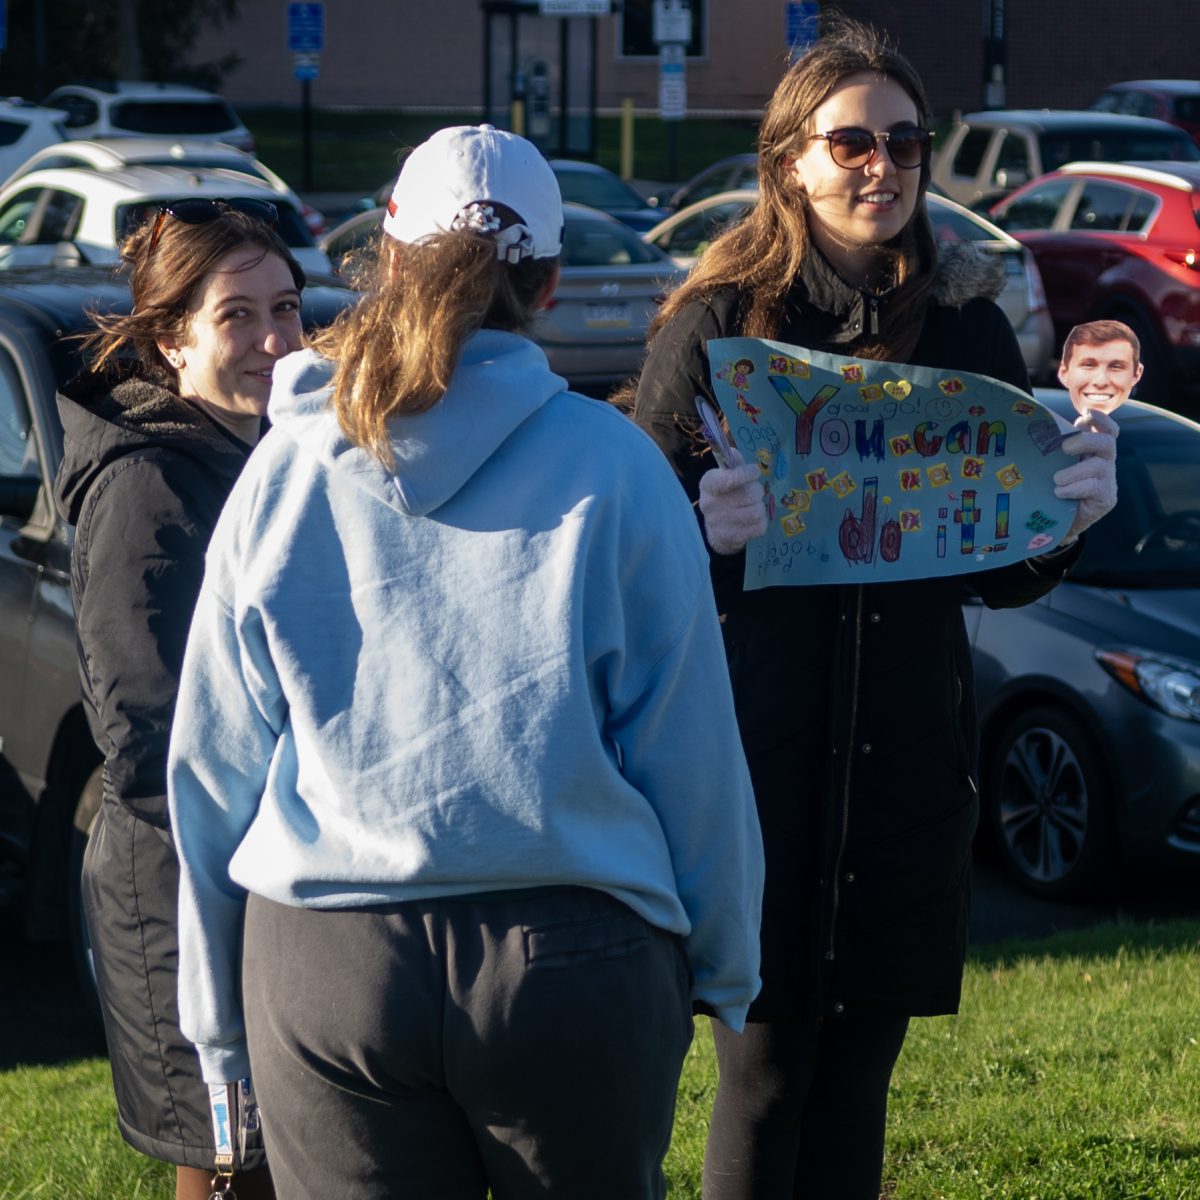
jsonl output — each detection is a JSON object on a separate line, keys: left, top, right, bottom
{"left": 511, "top": 98, "right": 526, "bottom": 138}
{"left": 620, "top": 97, "right": 634, "bottom": 181}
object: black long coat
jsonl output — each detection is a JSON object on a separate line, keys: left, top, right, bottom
{"left": 55, "top": 364, "right": 252, "bottom": 827}
{"left": 633, "top": 248, "right": 1081, "bottom": 1023}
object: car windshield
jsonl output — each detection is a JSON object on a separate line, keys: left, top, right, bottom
{"left": 110, "top": 100, "right": 238, "bottom": 136}
{"left": 1038, "top": 128, "right": 1200, "bottom": 171}
{"left": 554, "top": 167, "right": 646, "bottom": 211}
{"left": 114, "top": 200, "right": 316, "bottom": 247}
{"left": 1071, "top": 427, "right": 1200, "bottom": 588}
{"left": 562, "top": 213, "right": 664, "bottom": 266}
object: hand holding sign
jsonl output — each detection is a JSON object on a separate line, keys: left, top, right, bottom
{"left": 698, "top": 449, "right": 769, "bottom": 555}
{"left": 1054, "top": 407, "right": 1119, "bottom": 542}
{"left": 707, "top": 336, "right": 1081, "bottom": 588}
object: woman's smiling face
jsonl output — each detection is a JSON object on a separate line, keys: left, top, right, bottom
{"left": 159, "top": 246, "right": 303, "bottom": 441}
{"left": 785, "top": 71, "right": 924, "bottom": 278}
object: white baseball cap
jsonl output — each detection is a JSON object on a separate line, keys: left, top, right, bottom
{"left": 382, "top": 124, "right": 563, "bottom": 263}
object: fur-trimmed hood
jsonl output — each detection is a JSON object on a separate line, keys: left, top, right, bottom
{"left": 930, "top": 240, "right": 1005, "bottom": 308}
{"left": 791, "top": 237, "right": 1006, "bottom": 355}
{"left": 54, "top": 362, "right": 251, "bottom": 526}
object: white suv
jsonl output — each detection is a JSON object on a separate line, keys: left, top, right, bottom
{"left": 0, "top": 99, "right": 69, "bottom": 184}
{"left": 43, "top": 82, "right": 254, "bottom": 153}
{"left": 0, "top": 163, "right": 332, "bottom": 275}
{"left": 4, "top": 138, "right": 325, "bottom": 234}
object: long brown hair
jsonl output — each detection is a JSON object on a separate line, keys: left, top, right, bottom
{"left": 85, "top": 210, "right": 305, "bottom": 379}
{"left": 309, "top": 224, "right": 557, "bottom": 468}
{"left": 654, "top": 16, "right": 936, "bottom": 360}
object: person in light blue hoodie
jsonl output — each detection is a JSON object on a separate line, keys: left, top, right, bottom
{"left": 167, "top": 124, "right": 764, "bottom": 1200}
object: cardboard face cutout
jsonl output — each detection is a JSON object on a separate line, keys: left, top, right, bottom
{"left": 1057, "top": 321, "right": 1143, "bottom": 416}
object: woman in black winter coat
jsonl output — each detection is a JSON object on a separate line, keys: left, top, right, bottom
{"left": 631, "top": 18, "right": 1118, "bottom": 1200}
{"left": 53, "top": 203, "right": 304, "bottom": 1200}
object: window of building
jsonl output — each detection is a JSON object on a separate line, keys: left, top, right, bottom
{"left": 619, "top": 0, "right": 706, "bottom": 58}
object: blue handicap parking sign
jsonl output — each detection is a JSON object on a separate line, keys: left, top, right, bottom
{"left": 288, "top": 3, "right": 324, "bottom": 54}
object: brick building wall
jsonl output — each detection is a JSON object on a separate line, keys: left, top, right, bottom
{"left": 189, "top": 0, "right": 1199, "bottom": 120}
{"left": 845, "top": 0, "right": 1200, "bottom": 116}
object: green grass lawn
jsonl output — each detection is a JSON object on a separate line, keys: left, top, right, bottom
{"left": 240, "top": 106, "right": 759, "bottom": 195}
{"left": 3, "top": 918, "right": 1199, "bottom": 1198}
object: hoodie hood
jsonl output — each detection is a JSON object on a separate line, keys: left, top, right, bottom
{"left": 55, "top": 362, "right": 251, "bottom": 525}
{"left": 268, "top": 330, "right": 568, "bottom": 516}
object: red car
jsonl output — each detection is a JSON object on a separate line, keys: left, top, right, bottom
{"left": 989, "top": 161, "right": 1200, "bottom": 413}
{"left": 1091, "top": 81, "right": 1200, "bottom": 148}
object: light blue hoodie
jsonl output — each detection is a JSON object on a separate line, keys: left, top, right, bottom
{"left": 168, "top": 331, "right": 764, "bottom": 1084}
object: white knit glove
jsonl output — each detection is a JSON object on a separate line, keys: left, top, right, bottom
{"left": 698, "top": 448, "right": 768, "bottom": 555}
{"left": 1054, "top": 408, "right": 1118, "bottom": 543}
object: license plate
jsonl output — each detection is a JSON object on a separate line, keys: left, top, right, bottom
{"left": 584, "top": 302, "right": 631, "bottom": 329}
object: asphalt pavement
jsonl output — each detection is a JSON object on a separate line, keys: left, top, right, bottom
{"left": 969, "top": 855, "right": 1199, "bottom": 944}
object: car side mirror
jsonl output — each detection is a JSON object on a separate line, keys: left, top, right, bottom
{"left": 0, "top": 476, "right": 40, "bottom": 522}
{"left": 51, "top": 241, "right": 88, "bottom": 268}
{"left": 994, "top": 168, "right": 1028, "bottom": 190}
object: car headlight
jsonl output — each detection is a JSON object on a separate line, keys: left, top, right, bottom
{"left": 1096, "top": 647, "right": 1200, "bottom": 722}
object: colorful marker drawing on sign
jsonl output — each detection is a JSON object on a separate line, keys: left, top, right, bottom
{"left": 707, "top": 336, "right": 1079, "bottom": 589}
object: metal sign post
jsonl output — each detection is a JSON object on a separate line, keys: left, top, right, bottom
{"left": 983, "top": 0, "right": 1007, "bottom": 109}
{"left": 785, "top": 1, "right": 819, "bottom": 63}
{"left": 287, "top": 3, "right": 324, "bottom": 191}
{"left": 653, "top": 0, "right": 691, "bottom": 182}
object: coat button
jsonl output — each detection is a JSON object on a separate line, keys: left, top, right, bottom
{"left": 844, "top": 872, "right": 856, "bottom": 883}
{"left": 834, "top": 1001, "right": 846, "bottom": 1014}
{"left": 862, "top": 743, "right": 872, "bottom": 754}
{"left": 870, "top": 612, "right": 881, "bottom": 623}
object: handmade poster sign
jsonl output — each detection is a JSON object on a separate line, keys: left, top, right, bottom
{"left": 707, "top": 336, "right": 1079, "bottom": 589}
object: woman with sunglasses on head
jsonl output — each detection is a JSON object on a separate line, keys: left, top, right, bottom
{"left": 53, "top": 199, "right": 302, "bottom": 1200}
{"left": 631, "top": 19, "right": 1116, "bottom": 1199}
{"left": 165, "top": 125, "right": 762, "bottom": 1200}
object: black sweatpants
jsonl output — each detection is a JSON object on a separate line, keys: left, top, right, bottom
{"left": 704, "top": 1013, "right": 910, "bottom": 1199}
{"left": 241, "top": 885, "right": 694, "bottom": 1200}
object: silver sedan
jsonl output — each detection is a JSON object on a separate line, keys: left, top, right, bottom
{"left": 320, "top": 201, "right": 684, "bottom": 394}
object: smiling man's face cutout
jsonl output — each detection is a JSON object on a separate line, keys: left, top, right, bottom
{"left": 1058, "top": 321, "right": 1143, "bottom": 415}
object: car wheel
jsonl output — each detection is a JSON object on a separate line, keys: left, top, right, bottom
{"left": 984, "top": 704, "right": 1114, "bottom": 899}
{"left": 67, "top": 764, "right": 104, "bottom": 1029}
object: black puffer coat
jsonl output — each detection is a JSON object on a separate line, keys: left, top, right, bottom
{"left": 54, "top": 363, "right": 252, "bottom": 828}
{"left": 634, "top": 245, "right": 1081, "bottom": 1023}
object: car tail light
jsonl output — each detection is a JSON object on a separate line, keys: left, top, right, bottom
{"left": 1096, "top": 647, "right": 1200, "bottom": 721}
{"left": 1163, "top": 248, "right": 1200, "bottom": 271}
{"left": 1022, "top": 249, "right": 1048, "bottom": 313}
{"left": 301, "top": 204, "right": 326, "bottom": 236}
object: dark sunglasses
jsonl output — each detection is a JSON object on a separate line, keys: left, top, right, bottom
{"left": 806, "top": 125, "right": 931, "bottom": 170}
{"left": 147, "top": 197, "right": 280, "bottom": 252}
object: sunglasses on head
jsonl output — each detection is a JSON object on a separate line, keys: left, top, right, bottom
{"left": 806, "top": 125, "right": 931, "bottom": 171}
{"left": 147, "top": 197, "right": 280, "bottom": 252}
